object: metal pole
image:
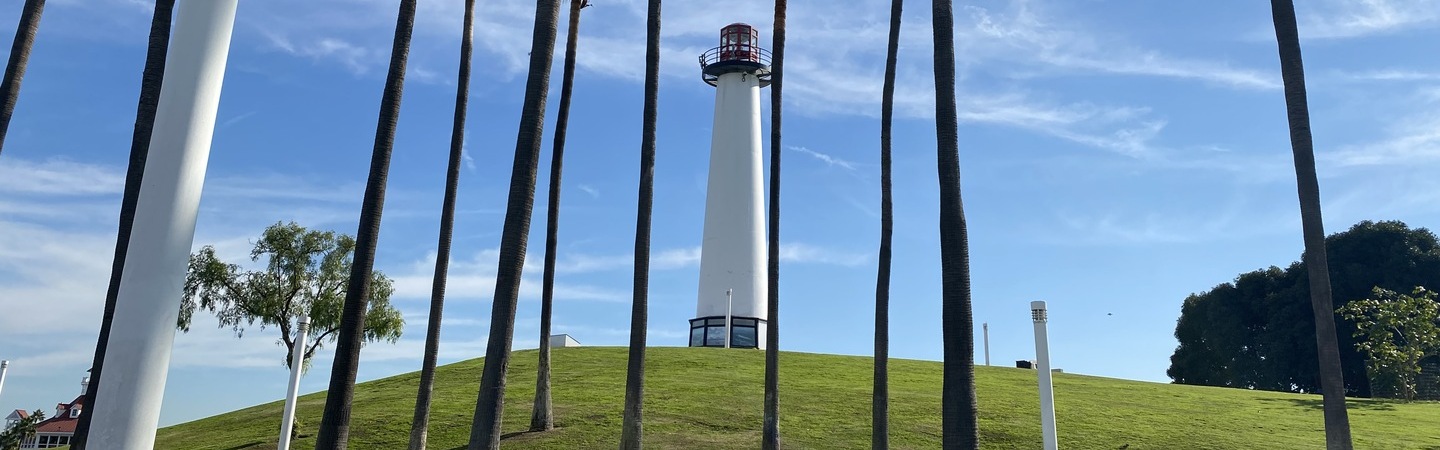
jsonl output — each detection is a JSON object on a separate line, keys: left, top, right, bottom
{"left": 278, "top": 316, "right": 310, "bottom": 450}
{"left": 88, "top": 1, "right": 238, "bottom": 447}
{"left": 1031, "top": 301, "right": 1057, "bottom": 450}
{"left": 0, "top": 360, "right": 9, "bottom": 402}
{"left": 725, "top": 288, "right": 733, "bottom": 348}
{"left": 983, "top": 322, "right": 990, "bottom": 366}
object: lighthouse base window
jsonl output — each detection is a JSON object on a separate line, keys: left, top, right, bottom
{"left": 688, "top": 316, "right": 763, "bottom": 349}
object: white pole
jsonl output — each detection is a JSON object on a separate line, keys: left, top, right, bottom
{"left": 278, "top": 316, "right": 310, "bottom": 450}
{"left": 983, "top": 322, "right": 990, "bottom": 366}
{"left": 89, "top": 1, "right": 238, "bottom": 448}
{"left": 0, "top": 360, "right": 9, "bottom": 402}
{"left": 725, "top": 288, "right": 733, "bottom": 348}
{"left": 1031, "top": 301, "right": 1057, "bottom": 450}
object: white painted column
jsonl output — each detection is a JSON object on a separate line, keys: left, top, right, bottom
{"left": 1031, "top": 301, "right": 1058, "bottom": 450}
{"left": 983, "top": 322, "right": 990, "bottom": 366}
{"left": 278, "top": 316, "right": 310, "bottom": 450}
{"left": 89, "top": 1, "right": 238, "bottom": 448}
{"left": 695, "top": 70, "right": 767, "bottom": 348}
{"left": 0, "top": 360, "right": 9, "bottom": 402}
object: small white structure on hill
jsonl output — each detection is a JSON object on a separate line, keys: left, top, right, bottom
{"left": 548, "top": 334, "right": 581, "bottom": 348}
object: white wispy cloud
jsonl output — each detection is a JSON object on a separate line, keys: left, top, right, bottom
{"left": 1333, "top": 69, "right": 1440, "bottom": 82}
{"left": 788, "top": 146, "right": 858, "bottom": 171}
{"left": 1299, "top": 0, "right": 1440, "bottom": 39}
{"left": 0, "top": 158, "right": 125, "bottom": 196}
{"left": 577, "top": 184, "right": 600, "bottom": 198}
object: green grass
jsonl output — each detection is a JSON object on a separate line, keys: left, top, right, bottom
{"left": 155, "top": 347, "right": 1440, "bottom": 449}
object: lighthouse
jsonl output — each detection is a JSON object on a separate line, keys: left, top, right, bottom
{"left": 688, "top": 23, "right": 772, "bottom": 349}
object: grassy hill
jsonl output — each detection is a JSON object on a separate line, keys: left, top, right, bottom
{"left": 155, "top": 347, "right": 1440, "bottom": 449}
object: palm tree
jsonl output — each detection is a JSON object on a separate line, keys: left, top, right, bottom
{"left": 874, "top": 0, "right": 903, "bottom": 448}
{"left": 1268, "top": 1, "right": 1353, "bottom": 448}
{"left": 70, "top": 2, "right": 175, "bottom": 448}
{"left": 532, "top": 0, "right": 590, "bottom": 432}
{"left": 618, "top": 0, "right": 662, "bottom": 448}
{"left": 467, "top": 1, "right": 563, "bottom": 448}
{"left": 313, "top": 0, "right": 419, "bottom": 448}
{"left": 931, "top": 0, "right": 979, "bottom": 448}
{"left": 762, "top": 1, "right": 786, "bottom": 449}
{"left": 0, "top": 0, "right": 46, "bottom": 156}
{"left": 407, "top": 0, "right": 475, "bottom": 448}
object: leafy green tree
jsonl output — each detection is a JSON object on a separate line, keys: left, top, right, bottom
{"left": 1338, "top": 287, "right": 1440, "bottom": 401}
{"left": 177, "top": 222, "right": 404, "bottom": 372}
{"left": 1169, "top": 220, "right": 1440, "bottom": 396}
{"left": 0, "top": 409, "right": 44, "bottom": 450}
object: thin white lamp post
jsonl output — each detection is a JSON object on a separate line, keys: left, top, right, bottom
{"left": 88, "top": 1, "right": 238, "bottom": 447}
{"left": 725, "top": 288, "right": 733, "bottom": 348}
{"left": 278, "top": 315, "right": 310, "bottom": 450}
{"left": 1031, "top": 301, "right": 1058, "bottom": 450}
{"left": 0, "top": 360, "right": 8, "bottom": 401}
{"left": 983, "top": 322, "right": 990, "bottom": 366}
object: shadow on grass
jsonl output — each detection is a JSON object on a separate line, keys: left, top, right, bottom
{"left": 1262, "top": 397, "right": 1398, "bottom": 411}
{"left": 444, "top": 429, "right": 561, "bottom": 449}
{"left": 219, "top": 442, "right": 264, "bottom": 450}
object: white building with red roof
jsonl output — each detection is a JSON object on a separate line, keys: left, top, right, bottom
{"left": 4, "top": 377, "right": 87, "bottom": 449}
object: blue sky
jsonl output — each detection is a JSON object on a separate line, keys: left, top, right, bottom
{"left": 2, "top": 0, "right": 1439, "bottom": 427}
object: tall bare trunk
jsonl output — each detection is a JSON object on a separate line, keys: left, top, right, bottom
{"left": 761, "top": 1, "right": 786, "bottom": 449}
{"left": 70, "top": 2, "right": 174, "bottom": 448}
{"left": 873, "top": 0, "right": 903, "bottom": 448}
{"left": 532, "top": 0, "right": 588, "bottom": 433}
{"left": 932, "top": 0, "right": 979, "bottom": 448}
{"left": 0, "top": 0, "right": 45, "bottom": 156}
{"left": 314, "top": 1, "right": 418, "bottom": 447}
{"left": 467, "top": 1, "right": 562, "bottom": 448}
{"left": 1268, "top": 1, "right": 1353, "bottom": 448}
{"left": 618, "top": 1, "right": 662, "bottom": 448}
{"left": 407, "top": 1, "right": 475, "bottom": 448}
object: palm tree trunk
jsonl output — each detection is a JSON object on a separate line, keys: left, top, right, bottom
{"left": 0, "top": 0, "right": 45, "bottom": 156}
{"left": 313, "top": 0, "right": 418, "bottom": 448}
{"left": 619, "top": 1, "right": 661, "bottom": 448}
{"left": 761, "top": 1, "right": 786, "bottom": 449}
{"left": 1268, "top": 1, "right": 1353, "bottom": 448}
{"left": 532, "top": 0, "right": 587, "bottom": 433}
{"left": 874, "top": 1, "right": 903, "bottom": 448}
{"left": 407, "top": 1, "right": 475, "bottom": 448}
{"left": 69, "top": 2, "right": 174, "bottom": 448}
{"left": 468, "top": 1, "right": 562, "bottom": 448}
{"left": 931, "top": 0, "right": 979, "bottom": 448}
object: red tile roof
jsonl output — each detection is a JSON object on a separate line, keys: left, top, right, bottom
{"left": 31, "top": 395, "right": 85, "bottom": 435}
{"left": 7, "top": 409, "right": 26, "bottom": 419}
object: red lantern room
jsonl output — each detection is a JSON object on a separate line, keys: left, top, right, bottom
{"left": 699, "top": 23, "right": 772, "bottom": 87}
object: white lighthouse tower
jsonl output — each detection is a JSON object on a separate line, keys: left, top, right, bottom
{"left": 689, "top": 23, "right": 772, "bottom": 349}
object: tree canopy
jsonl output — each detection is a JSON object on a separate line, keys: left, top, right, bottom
{"left": 178, "top": 222, "right": 404, "bottom": 371}
{"left": 0, "top": 409, "right": 45, "bottom": 450}
{"left": 1338, "top": 287, "right": 1440, "bottom": 401}
{"left": 1168, "top": 220, "right": 1440, "bottom": 397}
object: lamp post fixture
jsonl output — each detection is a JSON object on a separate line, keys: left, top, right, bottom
{"left": 725, "top": 288, "right": 733, "bottom": 348}
{"left": 278, "top": 315, "right": 310, "bottom": 450}
{"left": 0, "top": 360, "right": 9, "bottom": 402}
{"left": 1031, "top": 301, "right": 1058, "bottom": 450}
{"left": 983, "top": 322, "right": 990, "bottom": 366}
